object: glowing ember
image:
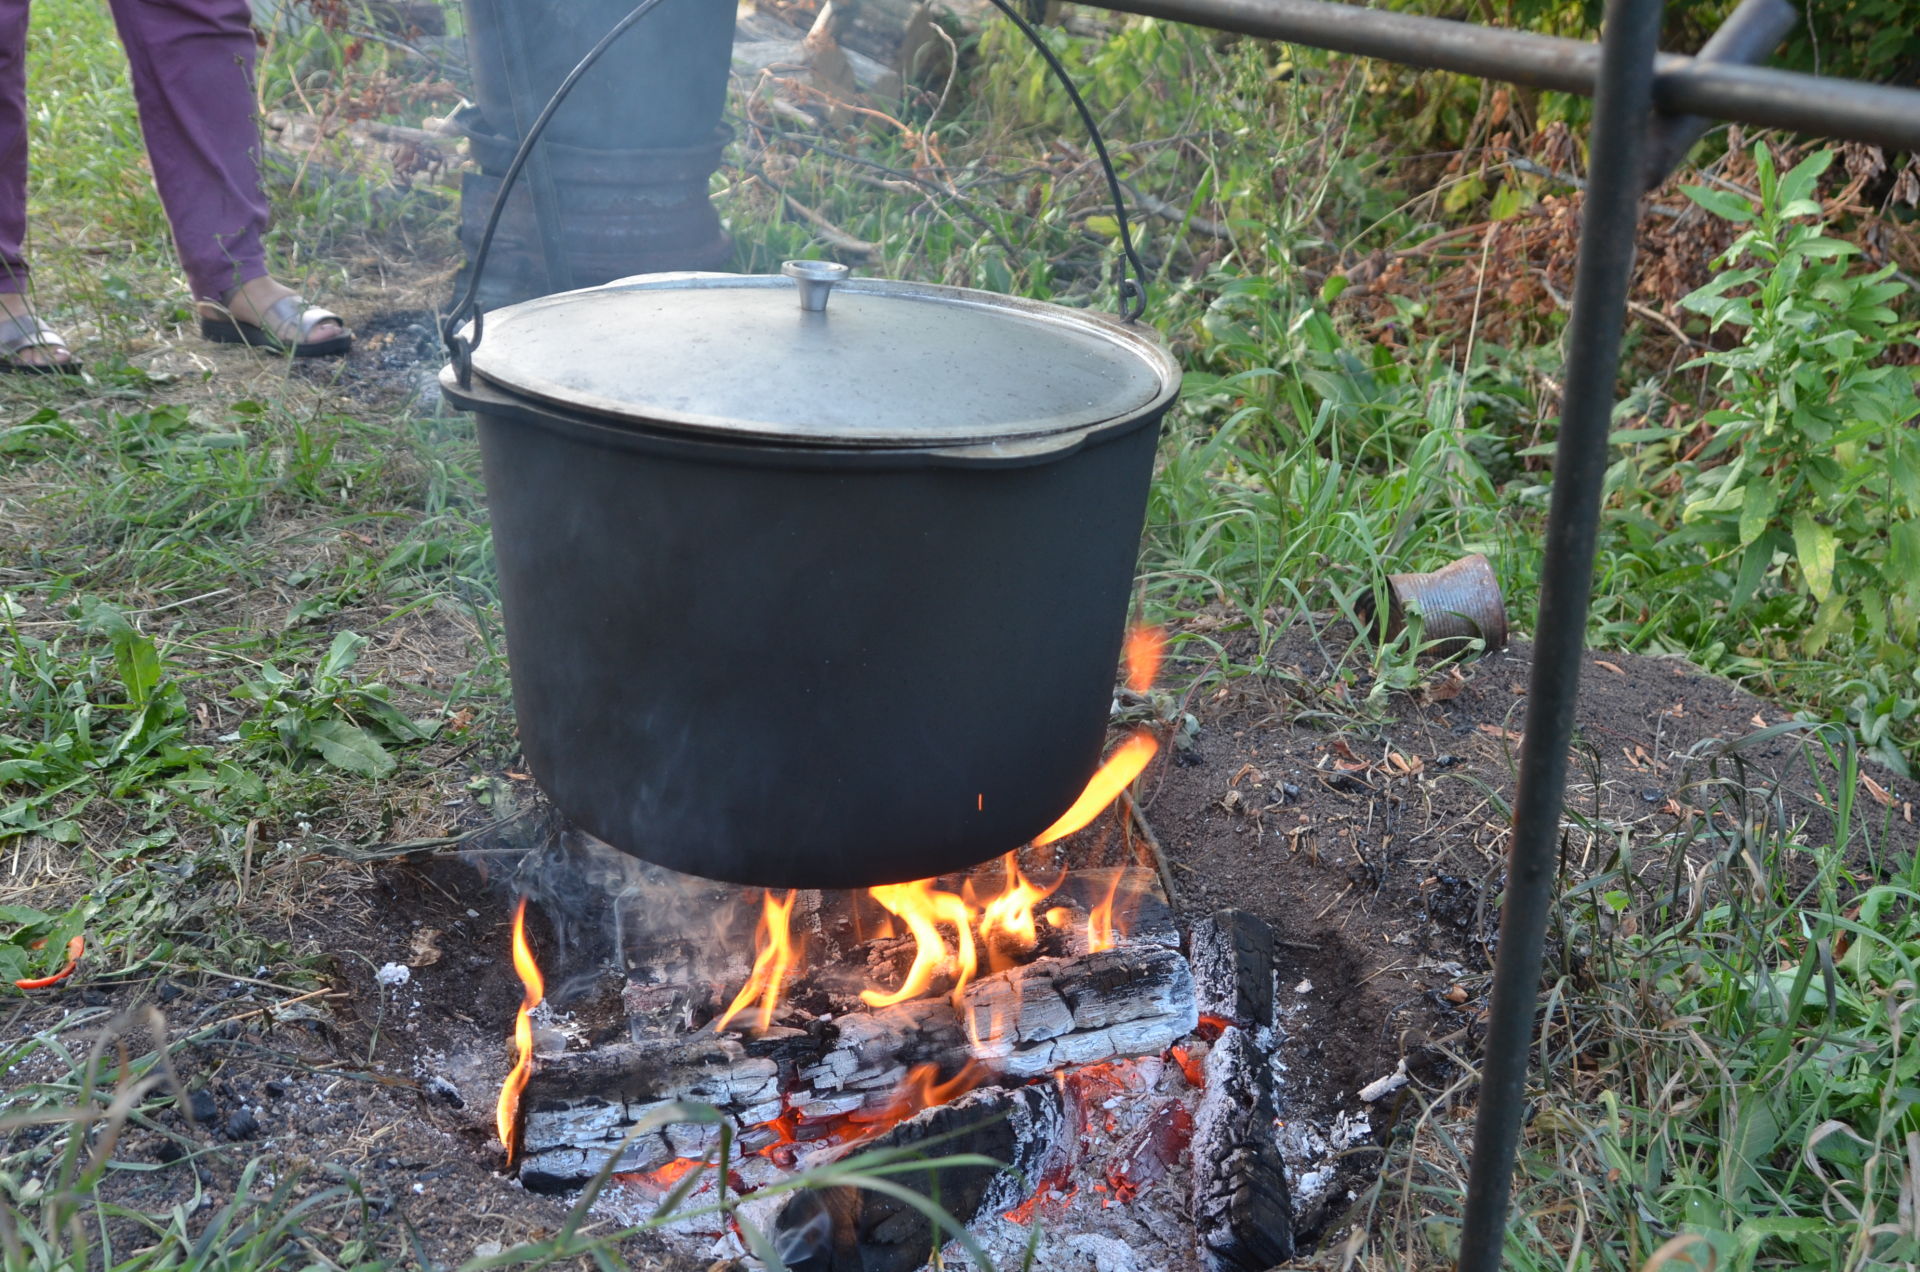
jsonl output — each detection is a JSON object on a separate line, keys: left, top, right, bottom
{"left": 628, "top": 1156, "right": 703, "bottom": 1190}
{"left": 749, "top": 1062, "right": 985, "bottom": 1169}
{"left": 1169, "top": 1043, "right": 1207, "bottom": 1088}
{"left": 496, "top": 896, "right": 545, "bottom": 1161}
{"left": 1086, "top": 869, "right": 1124, "bottom": 953}
{"left": 862, "top": 879, "right": 979, "bottom": 1007}
{"left": 849, "top": 1061, "right": 984, "bottom": 1138}
{"left": 1033, "top": 731, "right": 1159, "bottom": 847}
{"left": 1124, "top": 624, "right": 1165, "bottom": 693}
{"left": 979, "top": 852, "right": 1054, "bottom": 967}
{"left": 714, "top": 889, "right": 799, "bottom": 1033}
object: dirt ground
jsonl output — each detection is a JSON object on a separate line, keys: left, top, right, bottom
{"left": 7, "top": 262, "right": 1918, "bottom": 1268}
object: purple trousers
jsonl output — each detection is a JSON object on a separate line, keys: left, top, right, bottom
{"left": 0, "top": 0, "right": 269, "bottom": 299}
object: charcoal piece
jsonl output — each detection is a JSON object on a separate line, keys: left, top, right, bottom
{"left": 186, "top": 1089, "right": 216, "bottom": 1126}
{"left": 1188, "top": 909, "right": 1276, "bottom": 1029}
{"left": 224, "top": 1107, "right": 260, "bottom": 1141}
{"left": 525, "top": 1034, "right": 781, "bottom": 1106}
{"left": 769, "top": 1083, "right": 1063, "bottom": 1272}
{"left": 1192, "top": 1026, "right": 1294, "bottom": 1270}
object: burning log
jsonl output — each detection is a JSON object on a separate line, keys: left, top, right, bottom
{"left": 518, "top": 941, "right": 1196, "bottom": 1190}
{"left": 769, "top": 1082, "right": 1064, "bottom": 1272}
{"left": 1187, "top": 908, "right": 1294, "bottom": 1270}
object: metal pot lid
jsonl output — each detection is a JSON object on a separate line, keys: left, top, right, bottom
{"left": 463, "top": 265, "right": 1178, "bottom": 448}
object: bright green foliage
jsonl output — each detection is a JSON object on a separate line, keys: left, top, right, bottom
{"left": 1622, "top": 146, "right": 1920, "bottom": 769}
{"left": 0, "top": 600, "right": 208, "bottom": 844}
{"left": 1144, "top": 267, "right": 1517, "bottom": 689}
{"left": 1674, "top": 147, "right": 1919, "bottom": 631}
{"left": 233, "top": 632, "right": 440, "bottom": 778}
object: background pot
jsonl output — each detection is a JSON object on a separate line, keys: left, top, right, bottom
{"left": 441, "top": 270, "right": 1180, "bottom": 889}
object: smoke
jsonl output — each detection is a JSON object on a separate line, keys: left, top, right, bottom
{"left": 460, "top": 796, "right": 763, "bottom": 1007}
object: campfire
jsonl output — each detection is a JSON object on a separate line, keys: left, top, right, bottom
{"left": 486, "top": 629, "right": 1295, "bottom": 1270}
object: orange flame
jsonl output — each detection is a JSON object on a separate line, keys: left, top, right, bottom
{"left": 497, "top": 896, "right": 545, "bottom": 1161}
{"left": 1124, "top": 625, "right": 1165, "bottom": 693}
{"left": 714, "top": 890, "right": 799, "bottom": 1034}
{"left": 1087, "top": 870, "right": 1124, "bottom": 952}
{"left": 750, "top": 1062, "right": 985, "bottom": 1168}
{"left": 849, "top": 1061, "right": 983, "bottom": 1137}
{"left": 861, "top": 880, "right": 978, "bottom": 1007}
{"left": 979, "top": 852, "right": 1053, "bottom": 965}
{"left": 1033, "top": 731, "right": 1159, "bottom": 847}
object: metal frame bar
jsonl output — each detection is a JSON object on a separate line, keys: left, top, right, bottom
{"left": 1456, "top": 0, "right": 1662, "bottom": 1264}
{"left": 1064, "top": 1, "right": 1920, "bottom": 1269}
{"left": 1099, "top": 0, "right": 1920, "bottom": 150}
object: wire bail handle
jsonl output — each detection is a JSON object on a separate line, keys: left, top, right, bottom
{"left": 443, "top": 0, "right": 1151, "bottom": 386}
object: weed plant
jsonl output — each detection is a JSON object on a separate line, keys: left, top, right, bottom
{"left": 1595, "top": 145, "right": 1920, "bottom": 774}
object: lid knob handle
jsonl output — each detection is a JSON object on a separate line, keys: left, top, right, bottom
{"left": 782, "top": 260, "right": 850, "bottom": 313}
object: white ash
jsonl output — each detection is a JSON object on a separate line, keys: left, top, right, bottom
{"left": 1356, "top": 1059, "right": 1409, "bottom": 1102}
{"left": 374, "top": 962, "right": 411, "bottom": 988}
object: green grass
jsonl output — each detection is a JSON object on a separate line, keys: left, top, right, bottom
{"left": 1351, "top": 726, "right": 1920, "bottom": 1271}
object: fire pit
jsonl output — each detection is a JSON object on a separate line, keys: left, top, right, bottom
{"left": 478, "top": 638, "right": 1307, "bottom": 1272}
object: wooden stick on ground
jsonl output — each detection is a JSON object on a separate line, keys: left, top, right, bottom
{"left": 1123, "top": 788, "right": 1180, "bottom": 909}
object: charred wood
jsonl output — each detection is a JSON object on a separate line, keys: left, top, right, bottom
{"left": 1188, "top": 909, "right": 1276, "bottom": 1029}
{"left": 1191, "top": 1027, "right": 1294, "bottom": 1270}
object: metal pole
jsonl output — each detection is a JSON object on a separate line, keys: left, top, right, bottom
{"left": 1093, "top": 0, "right": 1920, "bottom": 150}
{"left": 1641, "top": 0, "right": 1795, "bottom": 188}
{"left": 1454, "top": 0, "right": 1662, "bottom": 1265}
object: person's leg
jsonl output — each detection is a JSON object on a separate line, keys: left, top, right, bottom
{"left": 0, "top": 0, "right": 30, "bottom": 297}
{"left": 107, "top": 0, "right": 345, "bottom": 350}
{"left": 0, "top": 0, "right": 78, "bottom": 369}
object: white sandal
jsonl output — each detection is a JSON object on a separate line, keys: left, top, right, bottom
{"left": 199, "top": 293, "right": 353, "bottom": 358}
{"left": 0, "top": 312, "right": 81, "bottom": 375}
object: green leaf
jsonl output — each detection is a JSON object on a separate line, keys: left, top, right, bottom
{"left": 1681, "top": 184, "right": 1756, "bottom": 224}
{"left": 1892, "top": 444, "right": 1920, "bottom": 514}
{"left": 1891, "top": 520, "right": 1920, "bottom": 587}
{"left": 1488, "top": 181, "right": 1526, "bottom": 221}
{"left": 304, "top": 720, "right": 396, "bottom": 777}
{"left": 1739, "top": 480, "right": 1776, "bottom": 546}
{"left": 1441, "top": 174, "right": 1485, "bottom": 214}
{"left": 1733, "top": 536, "right": 1773, "bottom": 609}
{"left": 317, "top": 631, "right": 368, "bottom": 682}
{"left": 0, "top": 904, "right": 52, "bottom": 929}
{"left": 1777, "top": 149, "right": 1834, "bottom": 210}
{"left": 112, "top": 628, "right": 162, "bottom": 710}
{"left": 1792, "top": 512, "right": 1837, "bottom": 603}
{"left": 1082, "top": 214, "right": 1120, "bottom": 239}
{"left": 352, "top": 697, "right": 434, "bottom": 744}
{"left": 216, "top": 761, "right": 267, "bottom": 803}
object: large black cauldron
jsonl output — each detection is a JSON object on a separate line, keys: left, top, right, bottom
{"left": 441, "top": 265, "right": 1178, "bottom": 889}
